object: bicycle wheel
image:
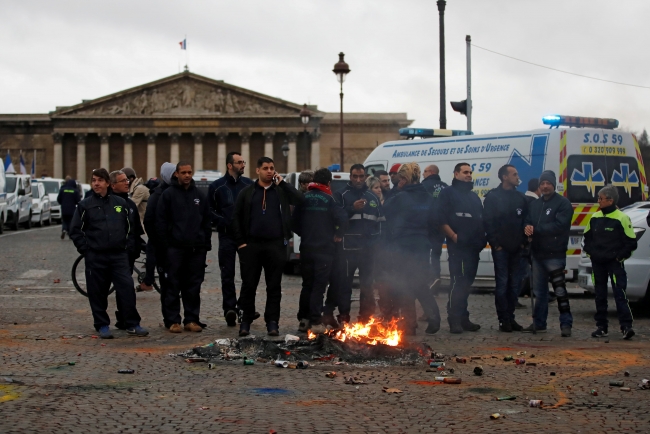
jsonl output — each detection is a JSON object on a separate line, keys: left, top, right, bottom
{"left": 133, "top": 264, "right": 161, "bottom": 293}
{"left": 72, "top": 254, "right": 116, "bottom": 297}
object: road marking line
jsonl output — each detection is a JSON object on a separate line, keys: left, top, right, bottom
{"left": 19, "top": 270, "right": 53, "bottom": 279}
{"left": 0, "top": 225, "right": 59, "bottom": 239}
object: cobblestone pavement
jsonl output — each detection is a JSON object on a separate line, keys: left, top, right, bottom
{"left": 1, "top": 226, "right": 650, "bottom": 433}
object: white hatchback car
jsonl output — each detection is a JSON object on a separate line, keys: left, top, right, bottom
{"left": 31, "top": 181, "right": 52, "bottom": 226}
{"left": 577, "top": 202, "right": 650, "bottom": 302}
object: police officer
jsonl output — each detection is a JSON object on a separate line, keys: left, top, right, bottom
{"left": 524, "top": 170, "right": 574, "bottom": 336}
{"left": 334, "top": 164, "right": 382, "bottom": 323}
{"left": 231, "top": 157, "right": 304, "bottom": 337}
{"left": 156, "top": 161, "right": 212, "bottom": 333}
{"left": 292, "top": 168, "right": 347, "bottom": 333}
{"left": 383, "top": 162, "right": 440, "bottom": 335}
{"left": 421, "top": 164, "right": 448, "bottom": 293}
{"left": 435, "top": 162, "right": 486, "bottom": 334}
{"left": 57, "top": 176, "right": 81, "bottom": 239}
{"left": 69, "top": 168, "right": 148, "bottom": 339}
{"left": 208, "top": 152, "right": 253, "bottom": 326}
{"left": 483, "top": 164, "right": 527, "bottom": 332}
{"left": 585, "top": 185, "right": 637, "bottom": 339}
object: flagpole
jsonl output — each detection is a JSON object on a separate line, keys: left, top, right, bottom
{"left": 185, "top": 34, "right": 188, "bottom": 71}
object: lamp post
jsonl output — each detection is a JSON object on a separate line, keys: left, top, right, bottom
{"left": 333, "top": 52, "right": 350, "bottom": 172}
{"left": 300, "top": 104, "right": 311, "bottom": 169}
{"left": 281, "top": 138, "right": 290, "bottom": 172}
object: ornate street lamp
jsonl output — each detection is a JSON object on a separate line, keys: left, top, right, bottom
{"left": 282, "top": 138, "right": 290, "bottom": 158}
{"left": 333, "top": 52, "right": 350, "bottom": 171}
{"left": 300, "top": 103, "right": 312, "bottom": 128}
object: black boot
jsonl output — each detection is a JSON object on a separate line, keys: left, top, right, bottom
{"left": 267, "top": 321, "right": 279, "bottom": 336}
{"left": 239, "top": 322, "right": 250, "bottom": 337}
{"left": 449, "top": 319, "right": 463, "bottom": 334}
{"left": 425, "top": 322, "right": 440, "bottom": 335}
{"left": 322, "top": 313, "right": 339, "bottom": 329}
{"left": 461, "top": 318, "right": 481, "bottom": 332}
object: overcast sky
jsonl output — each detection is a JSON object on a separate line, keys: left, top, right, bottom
{"left": 1, "top": 0, "right": 648, "bottom": 135}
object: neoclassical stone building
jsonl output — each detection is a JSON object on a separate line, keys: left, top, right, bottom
{"left": 0, "top": 71, "right": 411, "bottom": 182}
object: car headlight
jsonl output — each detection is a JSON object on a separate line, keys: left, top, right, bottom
{"left": 634, "top": 227, "right": 646, "bottom": 240}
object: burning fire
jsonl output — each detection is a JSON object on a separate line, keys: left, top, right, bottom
{"left": 309, "top": 317, "right": 402, "bottom": 347}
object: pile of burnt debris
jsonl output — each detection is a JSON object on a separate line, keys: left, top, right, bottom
{"left": 183, "top": 334, "right": 431, "bottom": 366}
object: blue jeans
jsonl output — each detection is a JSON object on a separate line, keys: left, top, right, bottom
{"left": 492, "top": 249, "right": 523, "bottom": 323}
{"left": 532, "top": 256, "right": 573, "bottom": 329}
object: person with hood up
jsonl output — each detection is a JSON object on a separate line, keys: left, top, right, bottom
{"left": 435, "top": 162, "right": 486, "bottom": 334}
{"left": 383, "top": 162, "right": 440, "bottom": 335}
{"left": 57, "top": 176, "right": 81, "bottom": 239}
{"left": 122, "top": 167, "right": 150, "bottom": 224}
{"left": 524, "top": 170, "right": 574, "bottom": 337}
{"left": 156, "top": 162, "right": 212, "bottom": 334}
{"left": 141, "top": 162, "right": 176, "bottom": 293}
{"left": 584, "top": 185, "right": 637, "bottom": 340}
{"left": 483, "top": 164, "right": 527, "bottom": 333}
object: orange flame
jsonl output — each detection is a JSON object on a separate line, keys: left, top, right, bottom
{"left": 309, "top": 317, "right": 402, "bottom": 347}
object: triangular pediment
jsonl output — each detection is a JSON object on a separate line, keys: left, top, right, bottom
{"left": 54, "top": 72, "right": 314, "bottom": 117}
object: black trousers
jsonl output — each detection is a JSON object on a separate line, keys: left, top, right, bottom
{"left": 163, "top": 246, "right": 207, "bottom": 327}
{"left": 339, "top": 248, "right": 375, "bottom": 319}
{"left": 85, "top": 250, "right": 141, "bottom": 331}
{"left": 238, "top": 239, "right": 286, "bottom": 324}
{"left": 61, "top": 215, "right": 73, "bottom": 233}
{"left": 592, "top": 259, "right": 633, "bottom": 330}
{"left": 218, "top": 234, "right": 239, "bottom": 315}
{"left": 144, "top": 241, "right": 157, "bottom": 286}
{"left": 447, "top": 247, "right": 481, "bottom": 324}
{"left": 298, "top": 251, "right": 334, "bottom": 323}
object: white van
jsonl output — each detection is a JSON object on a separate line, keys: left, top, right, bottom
{"left": 0, "top": 164, "right": 7, "bottom": 233}
{"left": 5, "top": 174, "right": 33, "bottom": 230}
{"left": 33, "top": 178, "right": 64, "bottom": 223}
{"left": 363, "top": 116, "right": 648, "bottom": 280}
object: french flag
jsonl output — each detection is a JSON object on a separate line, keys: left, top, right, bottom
{"left": 179, "top": 39, "right": 186, "bottom": 50}
{"left": 19, "top": 151, "right": 27, "bottom": 175}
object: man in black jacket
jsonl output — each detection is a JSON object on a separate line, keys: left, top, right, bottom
{"left": 230, "top": 156, "right": 303, "bottom": 337}
{"left": 69, "top": 168, "right": 148, "bottom": 339}
{"left": 208, "top": 152, "right": 253, "bottom": 326}
{"left": 483, "top": 165, "right": 527, "bottom": 332}
{"left": 292, "top": 168, "right": 347, "bottom": 333}
{"left": 57, "top": 177, "right": 81, "bottom": 239}
{"left": 435, "top": 162, "right": 486, "bottom": 333}
{"left": 524, "top": 170, "right": 574, "bottom": 336}
{"left": 156, "top": 162, "right": 212, "bottom": 334}
{"left": 422, "top": 164, "right": 448, "bottom": 292}
{"left": 334, "top": 164, "right": 382, "bottom": 323}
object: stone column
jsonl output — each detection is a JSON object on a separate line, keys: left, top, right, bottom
{"left": 310, "top": 130, "right": 321, "bottom": 169}
{"left": 216, "top": 133, "right": 226, "bottom": 173}
{"left": 263, "top": 132, "right": 274, "bottom": 159}
{"left": 193, "top": 132, "right": 204, "bottom": 171}
{"left": 287, "top": 132, "right": 297, "bottom": 173}
{"left": 123, "top": 133, "right": 133, "bottom": 168}
{"left": 146, "top": 133, "right": 157, "bottom": 179}
{"left": 76, "top": 133, "right": 87, "bottom": 182}
{"left": 240, "top": 133, "right": 250, "bottom": 178}
{"left": 170, "top": 133, "right": 180, "bottom": 164}
{"left": 100, "top": 134, "right": 110, "bottom": 169}
{"left": 52, "top": 133, "right": 63, "bottom": 179}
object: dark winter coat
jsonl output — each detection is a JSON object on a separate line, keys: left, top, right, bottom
{"left": 434, "top": 178, "right": 486, "bottom": 252}
{"left": 334, "top": 183, "right": 382, "bottom": 250}
{"left": 208, "top": 172, "right": 253, "bottom": 234}
{"left": 421, "top": 174, "right": 448, "bottom": 242}
{"left": 483, "top": 184, "right": 528, "bottom": 253}
{"left": 584, "top": 205, "right": 637, "bottom": 262}
{"left": 56, "top": 179, "right": 81, "bottom": 217}
{"left": 143, "top": 182, "right": 170, "bottom": 246}
{"left": 525, "top": 192, "right": 574, "bottom": 260}
{"left": 291, "top": 186, "right": 347, "bottom": 255}
{"left": 383, "top": 183, "right": 436, "bottom": 253}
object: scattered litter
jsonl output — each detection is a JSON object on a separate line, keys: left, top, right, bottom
{"left": 215, "top": 338, "right": 231, "bottom": 346}
{"left": 515, "top": 358, "right": 526, "bottom": 365}
{"left": 297, "top": 361, "right": 309, "bottom": 369}
{"left": 429, "top": 362, "right": 444, "bottom": 368}
{"left": 382, "top": 387, "right": 402, "bottom": 394}
{"left": 435, "top": 377, "right": 462, "bottom": 384}
{"left": 345, "top": 377, "right": 366, "bottom": 385}
{"left": 68, "top": 362, "right": 75, "bottom": 366}
{"left": 334, "top": 361, "right": 346, "bottom": 365}
{"left": 624, "top": 371, "right": 630, "bottom": 377}
{"left": 53, "top": 279, "right": 61, "bottom": 284}
{"left": 314, "top": 354, "right": 336, "bottom": 361}
{"left": 471, "top": 356, "right": 481, "bottom": 360}
{"left": 503, "top": 355, "right": 513, "bottom": 361}
{"left": 325, "top": 372, "right": 337, "bottom": 378}
{"left": 620, "top": 387, "right": 631, "bottom": 392}
{"left": 118, "top": 369, "right": 134, "bottom": 374}
{"left": 198, "top": 406, "right": 210, "bottom": 410}
{"left": 256, "top": 358, "right": 269, "bottom": 363}
{"left": 284, "top": 334, "right": 300, "bottom": 342}
{"left": 400, "top": 360, "right": 415, "bottom": 366}
{"left": 550, "top": 372, "right": 556, "bottom": 376}
{"left": 530, "top": 354, "right": 535, "bottom": 358}
{"left": 77, "top": 335, "right": 84, "bottom": 339}
{"left": 516, "top": 351, "right": 526, "bottom": 356}
{"left": 449, "top": 368, "right": 455, "bottom": 374}
{"left": 275, "top": 360, "right": 289, "bottom": 368}
{"left": 473, "top": 366, "right": 484, "bottom": 376}
{"left": 590, "top": 389, "right": 598, "bottom": 396}
{"left": 609, "top": 380, "right": 624, "bottom": 387}
{"left": 185, "top": 357, "right": 206, "bottom": 363}
{"left": 490, "top": 413, "right": 502, "bottom": 420}
{"left": 100, "top": 344, "right": 106, "bottom": 347}
{"left": 243, "top": 358, "right": 255, "bottom": 365}
{"left": 91, "top": 335, "right": 98, "bottom": 339}
{"left": 496, "top": 396, "right": 516, "bottom": 401}
{"left": 638, "top": 379, "right": 650, "bottom": 390}
{"left": 529, "top": 399, "right": 543, "bottom": 407}
{"left": 455, "top": 357, "right": 467, "bottom": 363}
{"left": 208, "top": 363, "right": 216, "bottom": 369}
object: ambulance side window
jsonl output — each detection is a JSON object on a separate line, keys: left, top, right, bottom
{"left": 365, "top": 164, "right": 385, "bottom": 176}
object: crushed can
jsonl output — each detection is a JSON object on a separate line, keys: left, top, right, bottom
{"left": 609, "top": 380, "right": 624, "bottom": 387}
{"left": 473, "top": 366, "right": 484, "bottom": 376}
{"left": 243, "top": 358, "right": 255, "bottom": 365}
{"left": 503, "top": 355, "right": 513, "bottom": 361}
{"left": 590, "top": 389, "right": 598, "bottom": 396}
{"left": 455, "top": 357, "right": 467, "bottom": 364}
{"left": 297, "top": 361, "right": 309, "bottom": 369}
{"left": 620, "top": 387, "right": 631, "bottom": 392}
{"left": 118, "top": 369, "right": 135, "bottom": 374}
{"left": 624, "top": 371, "right": 630, "bottom": 377}
{"left": 435, "top": 377, "right": 461, "bottom": 384}
{"left": 529, "top": 400, "right": 543, "bottom": 407}
{"left": 208, "top": 363, "right": 216, "bottom": 370}
{"left": 429, "top": 362, "right": 444, "bottom": 368}
{"left": 325, "top": 372, "right": 336, "bottom": 378}
{"left": 496, "top": 396, "right": 516, "bottom": 401}
{"left": 275, "top": 360, "right": 289, "bottom": 368}
{"left": 515, "top": 358, "right": 525, "bottom": 365}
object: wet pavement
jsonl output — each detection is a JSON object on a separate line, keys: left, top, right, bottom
{"left": 1, "top": 225, "right": 650, "bottom": 433}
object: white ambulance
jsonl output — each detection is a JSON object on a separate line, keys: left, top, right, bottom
{"left": 363, "top": 116, "right": 648, "bottom": 280}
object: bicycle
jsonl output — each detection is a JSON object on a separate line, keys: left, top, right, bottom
{"left": 72, "top": 246, "right": 160, "bottom": 297}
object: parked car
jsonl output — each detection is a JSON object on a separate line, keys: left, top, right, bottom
{"left": 5, "top": 174, "right": 33, "bottom": 230}
{"left": 0, "top": 164, "right": 7, "bottom": 234}
{"left": 81, "top": 183, "right": 91, "bottom": 198}
{"left": 578, "top": 203, "right": 650, "bottom": 302}
{"left": 31, "top": 181, "right": 52, "bottom": 226}
{"left": 193, "top": 170, "right": 222, "bottom": 199}
{"left": 33, "top": 177, "right": 64, "bottom": 223}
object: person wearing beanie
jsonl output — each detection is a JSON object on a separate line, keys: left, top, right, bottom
{"left": 524, "top": 170, "right": 574, "bottom": 336}
{"left": 434, "top": 162, "right": 486, "bottom": 334}
{"left": 207, "top": 152, "right": 253, "bottom": 326}
{"left": 383, "top": 162, "right": 441, "bottom": 335}
{"left": 483, "top": 164, "right": 527, "bottom": 333}
{"left": 584, "top": 185, "right": 637, "bottom": 340}
{"left": 121, "top": 167, "right": 149, "bottom": 225}
{"left": 142, "top": 162, "right": 176, "bottom": 293}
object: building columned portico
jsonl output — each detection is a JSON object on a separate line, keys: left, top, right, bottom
{"left": 0, "top": 71, "right": 411, "bottom": 182}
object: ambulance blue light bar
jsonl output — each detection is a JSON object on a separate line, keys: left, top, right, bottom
{"left": 399, "top": 128, "right": 473, "bottom": 139}
{"left": 542, "top": 115, "right": 619, "bottom": 130}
